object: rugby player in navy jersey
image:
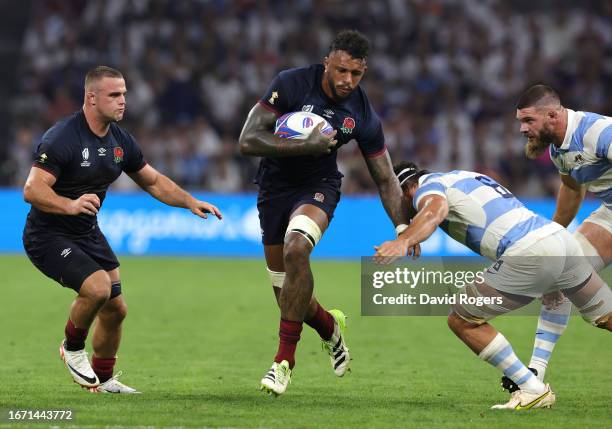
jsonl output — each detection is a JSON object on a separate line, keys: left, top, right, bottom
{"left": 22, "top": 66, "right": 222, "bottom": 393}
{"left": 239, "top": 30, "right": 411, "bottom": 395}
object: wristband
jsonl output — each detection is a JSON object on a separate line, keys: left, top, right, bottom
{"left": 395, "top": 224, "right": 409, "bottom": 236}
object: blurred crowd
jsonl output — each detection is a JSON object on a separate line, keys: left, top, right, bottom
{"left": 4, "top": 0, "right": 612, "bottom": 197}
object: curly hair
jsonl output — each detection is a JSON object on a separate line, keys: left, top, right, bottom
{"left": 329, "top": 30, "right": 370, "bottom": 60}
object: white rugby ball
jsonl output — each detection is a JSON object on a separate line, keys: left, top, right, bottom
{"left": 274, "top": 111, "right": 334, "bottom": 140}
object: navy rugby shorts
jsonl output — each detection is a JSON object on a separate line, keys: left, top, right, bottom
{"left": 257, "top": 177, "right": 342, "bottom": 245}
{"left": 23, "top": 224, "right": 120, "bottom": 293}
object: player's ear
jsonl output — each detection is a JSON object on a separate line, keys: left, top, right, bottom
{"left": 85, "top": 90, "right": 95, "bottom": 106}
{"left": 323, "top": 56, "right": 329, "bottom": 71}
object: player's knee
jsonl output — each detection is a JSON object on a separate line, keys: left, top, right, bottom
{"left": 89, "top": 285, "right": 111, "bottom": 306}
{"left": 113, "top": 301, "right": 128, "bottom": 324}
{"left": 81, "top": 271, "right": 111, "bottom": 305}
{"left": 448, "top": 310, "right": 480, "bottom": 335}
{"left": 447, "top": 312, "right": 465, "bottom": 334}
{"left": 283, "top": 236, "right": 311, "bottom": 267}
{"left": 100, "top": 299, "right": 128, "bottom": 325}
{"left": 98, "top": 303, "right": 127, "bottom": 326}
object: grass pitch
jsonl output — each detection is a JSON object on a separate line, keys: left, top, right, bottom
{"left": 1, "top": 255, "right": 610, "bottom": 428}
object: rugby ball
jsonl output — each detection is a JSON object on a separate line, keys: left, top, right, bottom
{"left": 274, "top": 111, "right": 334, "bottom": 140}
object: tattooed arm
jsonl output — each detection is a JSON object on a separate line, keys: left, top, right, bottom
{"left": 364, "top": 150, "right": 412, "bottom": 227}
{"left": 238, "top": 104, "right": 337, "bottom": 158}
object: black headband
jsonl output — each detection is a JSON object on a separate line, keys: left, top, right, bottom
{"left": 396, "top": 167, "right": 417, "bottom": 186}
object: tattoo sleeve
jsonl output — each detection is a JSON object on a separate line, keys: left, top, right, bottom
{"left": 238, "top": 103, "right": 314, "bottom": 157}
{"left": 364, "top": 151, "right": 411, "bottom": 227}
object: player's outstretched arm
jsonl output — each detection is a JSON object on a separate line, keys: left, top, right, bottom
{"left": 23, "top": 167, "right": 100, "bottom": 216}
{"left": 553, "top": 174, "right": 585, "bottom": 227}
{"left": 238, "top": 104, "right": 337, "bottom": 157}
{"left": 128, "top": 165, "right": 222, "bottom": 220}
{"left": 373, "top": 195, "right": 448, "bottom": 264}
{"left": 364, "top": 151, "right": 412, "bottom": 226}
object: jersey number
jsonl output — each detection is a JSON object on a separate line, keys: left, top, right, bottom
{"left": 475, "top": 175, "right": 513, "bottom": 198}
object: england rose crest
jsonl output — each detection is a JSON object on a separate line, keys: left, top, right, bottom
{"left": 113, "top": 147, "right": 124, "bottom": 163}
{"left": 341, "top": 117, "right": 355, "bottom": 134}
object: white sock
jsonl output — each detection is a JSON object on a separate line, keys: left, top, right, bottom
{"left": 479, "top": 333, "right": 546, "bottom": 395}
{"left": 528, "top": 298, "right": 571, "bottom": 381}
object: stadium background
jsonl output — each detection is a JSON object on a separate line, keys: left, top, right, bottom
{"left": 0, "top": 0, "right": 611, "bottom": 256}
{"left": 1, "top": 1, "right": 611, "bottom": 428}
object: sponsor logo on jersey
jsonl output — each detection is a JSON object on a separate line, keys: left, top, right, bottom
{"left": 314, "top": 192, "right": 325, "bottom": 203}
{"left": 80, "top": 148, "right": 91, "bottom": 167}
{"left": 113, "top": 147, "right": 124, "bottom": 164}
{"left": 341, "top": 117, "right": 355, "bottom": 134}
{"left": 61, "top": 248, "right": 72, "bottom": 258}
{"left": 38, "top": 153, "right": 48, "bottom": 163}
{"left": 302, "top": 105, "right": 313, "bottom": 112}
{"left": 269, "top": 91, "right": 279, "bottom": 105}
{"left": 98, "top": 148, "right": 107, "bottom": 156}
{"left": 574, "top": 154, "right": 584, "bottom": 165}
{"left": 323, "top": 109, "right": 334, "bottom": 118}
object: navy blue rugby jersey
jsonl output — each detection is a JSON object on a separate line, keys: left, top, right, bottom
{"left": 257, "top": 64, "right": 385, "bottom": 186}
{"left": 26, "top": 110, "right": 146, "bottom": 235}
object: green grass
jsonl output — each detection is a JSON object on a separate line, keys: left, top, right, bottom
{"left": 0, "top": 255, "right": 610, "bottom": 428}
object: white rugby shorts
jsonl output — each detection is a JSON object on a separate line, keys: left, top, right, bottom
{"left": 483, "top": 228, "right": 593, "bottom": 298}
{"left": 582, "top": 204, "right": 612, "bottom": 234}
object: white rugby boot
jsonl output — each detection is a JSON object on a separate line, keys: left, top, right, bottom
{"left": 88, "top": 371, "right": 140, "bottom": 393}
{"left": 322, "top": 309, "right": 350, "bottom": 376}
{"left": 491, "top": 384, "right": 556, "bottom": 410}
{"left": 59, "top": 340, "right": 99, "bottom": 388}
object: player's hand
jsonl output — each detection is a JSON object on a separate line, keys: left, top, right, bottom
{"left": 190, "top": 200, "right": 223, "bottom": 220}
{"left": 69, "top": 193, "right": 100, "bottom": 216}
{"left": 373, "top": 239, "right": 409, "bottom": 265}
{"left": 541, "top": 290, "right": 566, "bottom": 310}
{"left": 407, "top": 243, "right": 421, "bottom": 260}
{"left": 303, "top": 123, "right": 338, "bottom": 156}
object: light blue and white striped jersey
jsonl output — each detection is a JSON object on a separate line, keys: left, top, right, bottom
{"left": 414, "top": 171, "right": 563, "bottom": 260}
{"left": 549, "top": 109, "right": 612, "bottom": 208}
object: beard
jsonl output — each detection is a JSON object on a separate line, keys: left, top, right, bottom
{"left": 327, "top": 75, "right": 350, "bottom": 101}
{"left": 524, "top": 127, "right": 557, "bottom": 159}
{"left": 524, "top": 137, "right": 549, "bottom": 159}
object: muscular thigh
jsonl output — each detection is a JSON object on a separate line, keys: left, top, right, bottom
{"left": 577, "top": 218, "right": 612, "bottom": 265}
{"left": 257, "top": 177, "right": 341, "bottom": 246}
